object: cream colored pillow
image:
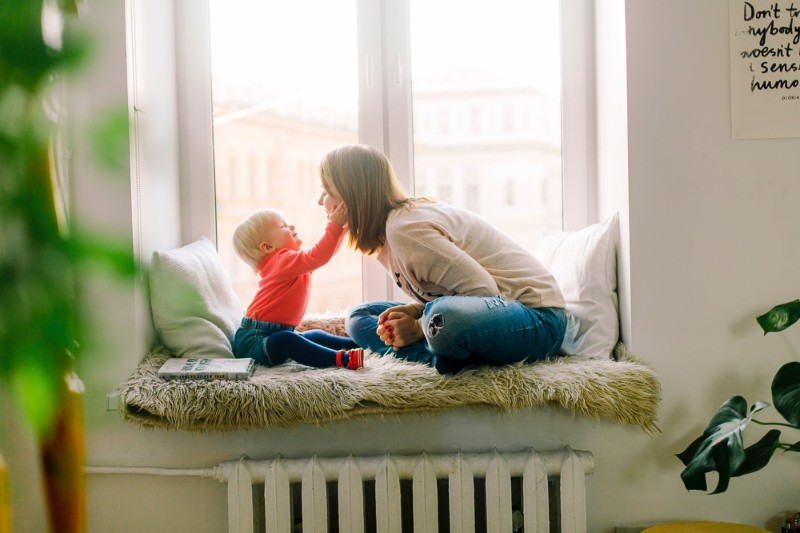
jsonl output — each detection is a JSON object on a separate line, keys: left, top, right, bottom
{"left": 148, "top": 237, "right": 243, "bottom": 358}
{"left": 534, "top": 214, "right": 619, "bottom": 358}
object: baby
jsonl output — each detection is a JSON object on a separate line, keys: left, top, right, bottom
{"left": 231, "top": 205, "right": 363, "bottom": 370}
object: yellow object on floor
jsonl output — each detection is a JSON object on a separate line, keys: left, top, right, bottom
{"left": 642, "top": 522, "right": 770, "bottom": 533}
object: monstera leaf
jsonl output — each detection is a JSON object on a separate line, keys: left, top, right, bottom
{"left": 757, "top": 300, "right": 800, "bottom": 334}
{"left": 678, "top": 301, "right": 800, "bottom": 494}
{"left": 772, "top": 361, "right": 800, "bottom": 427}
{"left": 677, "top": 396, "right": 779, "bottom": 494}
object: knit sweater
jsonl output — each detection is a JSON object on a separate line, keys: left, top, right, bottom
{"left": 245, "top": 221, "right": 345, "bottom": 326}
{"left": 376, "top": 201, "right": 565, "bottom": 310}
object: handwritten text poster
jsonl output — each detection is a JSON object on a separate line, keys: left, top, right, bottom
{"left": 730, "top": 0, "right": 800, "bottom": 138}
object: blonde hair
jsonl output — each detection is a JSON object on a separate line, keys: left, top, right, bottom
{"left": 232, "top": 208, "right": 283, "bottom": 272}
{"left": 320, "top": 145, "right": 416, "bottom": 255}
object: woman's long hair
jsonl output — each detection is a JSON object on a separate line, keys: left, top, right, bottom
{"left": 320, "top": 145, "right": 414, "bottom": 255}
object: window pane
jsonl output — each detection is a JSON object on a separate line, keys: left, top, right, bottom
{"left": 410, "top": 0, "right": 563, "bottom": 250}
{"left": 209, "top": 0, "right": 362, "bottom": 315}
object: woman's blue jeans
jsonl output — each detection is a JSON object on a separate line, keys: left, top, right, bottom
{"left": 346, "top": 296, "right": 567, "bottom": 373}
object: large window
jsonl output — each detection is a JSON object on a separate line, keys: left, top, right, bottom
{"left": 204, "top": 0, "right": 579, "bottom": 315}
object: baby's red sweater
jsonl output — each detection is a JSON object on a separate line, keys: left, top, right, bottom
{"left": 245, "top": 221, "right": 345, "bottom": 326}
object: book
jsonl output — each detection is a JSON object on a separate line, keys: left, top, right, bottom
{"left": 157, "top": 358, "right": 256, "bottom": 381}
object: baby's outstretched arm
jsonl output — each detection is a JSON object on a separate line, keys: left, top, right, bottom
{"left": 272, "top": 210, "right": 346, "bottom": 274}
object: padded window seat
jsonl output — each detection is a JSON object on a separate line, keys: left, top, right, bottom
{"left": 125, "top": 215, "right": 660, "bottom": 432}
{"left": 118, "top": 319, "right": 660, "bottom": 433}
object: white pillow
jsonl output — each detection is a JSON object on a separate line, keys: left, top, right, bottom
{"left": 534, "top": 214, "right": 619, "bottom": 358}
{"left": 148, "top": 237, "right": 243, "bottom": 358}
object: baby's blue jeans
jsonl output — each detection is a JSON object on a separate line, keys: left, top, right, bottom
{"left": 234, "top": 317, "right": 358, "bottom": 367}
{"left": 346, "top": 296, "right": 567, "bottom": 374}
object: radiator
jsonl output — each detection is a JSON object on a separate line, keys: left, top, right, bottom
{"left": 217, "top": 448, "right": 593, "bottom": 533}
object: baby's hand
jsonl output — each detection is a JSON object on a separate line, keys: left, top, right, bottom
{"left": 327, "top": 202, "right": 348, "bottom": 227}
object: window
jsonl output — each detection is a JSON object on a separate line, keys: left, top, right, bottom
{"left": 179, "top": 0, "right": 594, "bottom": 313}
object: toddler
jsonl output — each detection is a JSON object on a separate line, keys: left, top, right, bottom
{"left": 232, "top": 206, "right": 364, "bottom": 370}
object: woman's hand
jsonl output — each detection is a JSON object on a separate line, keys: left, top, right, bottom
{"left": 376, "top": 304, "right": 424, "bottom": 349}
{"left": 327, "top": 202, "right": 348, "bottom": 227}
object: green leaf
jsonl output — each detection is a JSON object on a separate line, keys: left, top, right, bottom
{"left": 676, "top": 433, "right": 705, "bottom": 467}
{"left": 756, "top": 300, "right": 800, "bottom": 334}
{"left": 0, "top": 1, "right": 55, "bottom": 90}
{"left": 772, "top": 361, "right": 800, "bottom": 427}
{"left": 676, "top": 434, "right": 709, "bottom": 491}
{"left": 710, "top": 441, "right": 734, "bottom": 494}
{"left": 677, "top": 396, "right": 769, "bottom": 494}
{"left": 10, "top": 353, "right": 62, "bottom": 435}
{"left": 732, "top": 429, "right": 780, "bottom": 477}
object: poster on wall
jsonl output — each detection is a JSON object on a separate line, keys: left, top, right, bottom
{"left": 730, "top": 0, "right": 800, "bottom": 139}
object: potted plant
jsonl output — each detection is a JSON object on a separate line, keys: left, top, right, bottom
{"left": 0, "top": 1, "right": 135, "bottom": 531}
{"left": 677, "top": 300, "right": 800, "bottom": 494}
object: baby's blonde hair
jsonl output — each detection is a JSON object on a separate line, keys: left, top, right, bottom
{"left": 232, "top": 208, "right": 283, "bottom": 272}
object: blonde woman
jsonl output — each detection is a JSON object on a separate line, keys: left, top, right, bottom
{"left": 319, "top": 144, "right": 567, "bottom": 374}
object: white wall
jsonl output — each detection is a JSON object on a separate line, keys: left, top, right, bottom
{"left": 6, "top": 1, "right": 800, "bottom": 532}
{"left": 613, "top": 0, "right": 800, "bottom": 529}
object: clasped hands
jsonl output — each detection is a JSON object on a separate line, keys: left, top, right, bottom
{"left": 376, "top": 303, "right": 425, "bottom": 350}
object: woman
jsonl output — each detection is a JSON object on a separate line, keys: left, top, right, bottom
{"left": 318, "top": 144, "right": 567, "bottom": 374}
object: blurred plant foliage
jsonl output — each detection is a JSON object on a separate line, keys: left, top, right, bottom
{"left": 677, "top": 300, "right": 800, "bottom": 494}
{"left": 0, "top": 0, "right": 136, "bottom": 435}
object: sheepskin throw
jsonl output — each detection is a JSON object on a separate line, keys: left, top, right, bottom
{"left": 118, "top": 318, "right": 661, "bottom": 433}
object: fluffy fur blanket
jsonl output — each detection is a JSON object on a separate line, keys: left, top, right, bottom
{"left": 118, "top": 318, "right": 661, "bottom": 433}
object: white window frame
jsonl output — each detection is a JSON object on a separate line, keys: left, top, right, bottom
{"left": 173, "top": 0, "right": 597, "bottom": 302}
{"left": 174, "top": 0, "right": 217, "bottom": 245}
{"left": 560, "top": 0, "right": 597, "bottom": 231}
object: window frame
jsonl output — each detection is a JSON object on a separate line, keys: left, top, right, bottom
{"left": 173, "top": 0, "right": 597, "bottom": 303}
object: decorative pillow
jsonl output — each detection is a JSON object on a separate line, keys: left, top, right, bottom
{"left": 148, "top": 237, "right": 243, "bottom": 358}
{"left": 534, "top": 214, "right": 619, "bottom": 358}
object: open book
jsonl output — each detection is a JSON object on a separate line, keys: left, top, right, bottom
{"left": 157, "top": 358, "right": 255, "bottom": 381}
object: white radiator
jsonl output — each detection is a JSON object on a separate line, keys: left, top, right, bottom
{"left": 217, "top": 448, "right": 593, "bottom": 533}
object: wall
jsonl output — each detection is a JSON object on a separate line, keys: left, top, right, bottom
{"left": 6, "top": 1, "right": 800, "bottom": 532}
{"left": 611, "top": 0, "right": 800, "bottom": 529}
